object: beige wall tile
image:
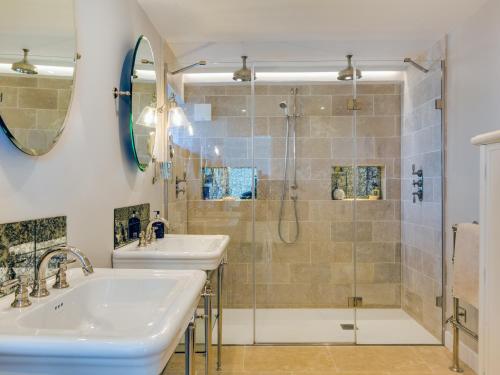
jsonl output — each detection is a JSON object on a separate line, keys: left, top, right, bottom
{"left": 357, "top": 242, "right": 396, "bottom": 263}
{"left": 309, "top": 83, "right": 353, "bottom": 95}
{"left": 298, "top": 96, "right": 332, "bottom": 116}
{"left": 206, "top": 95, "right": 247, "bottom": 116}
{"left": 184, "top": 84, "right": 225, "bottom": 96}
{"left": 374, "top": 95, "right": 401, "bottom": 115}
{"left": 18, "top": 88, "right": 58, "bottom": 109}
{"left": 310, "top": 116, "right": 353, "bottom": 138}
{"left": 356, "top": 116, "right": 397, "bottom": 137}
{"left": 38, "top": 78, "right": 73, "bottom": 89}
{"left": 0, "top": 108, "right": 36, "bottom": 129}
{"left": 0, "top": 75, "right": 37, "bottom": 88}
{"left": 0, "top": 86, "right": 18, "bottom": 107}
{"left": 57, "top": 89, "right": 72, "bottom": 110}
{"left": 296, "top": 138, "right": 331, "bottom": 158}
{"left": 357, "top": 83, "right": 400, "bottom": 95}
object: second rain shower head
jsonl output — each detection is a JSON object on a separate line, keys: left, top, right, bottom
{"left": 233, "top": 56, "right": 254, "bottom": 82}
{"left": 11, "top": 49, "right": 38, "bottom": 75}
{"left": 337, "top": 54, "right": 361, "bottom": 81}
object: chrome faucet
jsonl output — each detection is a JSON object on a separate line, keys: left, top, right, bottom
{"left": 30, "top": 245, "right": 94, "bottom": 298}
{"left": 145, "top": 216, "right": 169, "bottom": 244}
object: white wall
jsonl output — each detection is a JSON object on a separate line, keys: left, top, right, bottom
{"left": 447, "top": 0, "right": 500, "bottom": 226}
{"left": 446, "top": 0, "right": 500, "bottom": 359}
{"left": 0, "top": 0, "right": 164, "bottom": 268}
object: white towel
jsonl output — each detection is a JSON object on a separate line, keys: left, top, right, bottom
{"left": 453, "top": 223, "right": 480, "bottom": 309}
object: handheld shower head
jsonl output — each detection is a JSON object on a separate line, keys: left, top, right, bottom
{"left": 279, "top": 101, "right": 288, "bottom": 115}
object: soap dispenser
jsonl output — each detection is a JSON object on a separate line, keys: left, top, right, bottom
{"left": 128, "top": 211, "right": 141, "bottom": 240}
{"left": 152, "top": 210, "right": 165, "bottom": 239}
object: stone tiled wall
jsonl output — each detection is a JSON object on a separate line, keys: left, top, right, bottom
{"left": 401, "top": 41, "right": 445, "bottom": 339}
{"left": 0, "top": 75, "right": 72, "bottom": 151}
{"left": 0, "top": 216, "right": 66, "bottom": 295}
{"left": 170, "top": 81, "right": 402, "bottom": 309}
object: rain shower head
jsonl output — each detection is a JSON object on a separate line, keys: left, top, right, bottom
{"left": 337, "top": 54, "right": 361, "bottom": 81}
{"left": 233, "top": 56, "right": 254, "bottom": 82}
{"left": 11, "top": 49, "right": 38, "bottom": 75}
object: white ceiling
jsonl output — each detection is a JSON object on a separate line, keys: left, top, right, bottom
{"left": 139, "top": 0, "right": 488, "bottom": 65}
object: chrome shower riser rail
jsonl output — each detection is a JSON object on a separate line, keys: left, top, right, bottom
{"left": 278, "top": 88, "right": 299, "bottom": 244}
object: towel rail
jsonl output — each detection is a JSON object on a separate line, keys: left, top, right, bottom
{"left": 448, "top": 223, "right": 479, "bottom": 373}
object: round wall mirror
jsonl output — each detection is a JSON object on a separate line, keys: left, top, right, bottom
{"left": 130, "top": 36, "right": 158, "bottom": 171}
{"left": 0, "top": 0, "right": 77, "bottom": 156}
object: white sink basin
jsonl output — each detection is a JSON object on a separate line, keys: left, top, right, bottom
{"left": 0, "top": 268, "right": 206, "bottom": 375}
{"left": 113, "top": 234, "right": 229, "bottom": 271}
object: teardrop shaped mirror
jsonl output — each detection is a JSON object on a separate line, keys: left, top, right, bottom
{"left": 0, "top": 0, "right": 77, "bottom": 156}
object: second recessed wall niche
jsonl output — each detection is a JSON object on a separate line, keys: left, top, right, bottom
{"left": 331, "top": 165, "right": 384, "bottom": 200}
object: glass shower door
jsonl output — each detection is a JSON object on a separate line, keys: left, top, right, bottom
{"left": 251, "top": 61, "right": 357, "bottom": 344}
{"left": 351, "top": 57, "right": 444, "bottom": 345}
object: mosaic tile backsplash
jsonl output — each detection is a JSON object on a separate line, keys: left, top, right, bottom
{"left": 0, "top": 216, "right": 66, "bottom": 295}
{"left": 114, "top": 203, "right": 150, "bottom": 249}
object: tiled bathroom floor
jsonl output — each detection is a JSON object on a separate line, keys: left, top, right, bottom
{"left": 162, "top": 345, "right": 476, "bottom": 374}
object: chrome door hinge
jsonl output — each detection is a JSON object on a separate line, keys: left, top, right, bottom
{"left": 435, "top": 296, "right": 443, "bottom": 308}
{"left": 348, "top": 98, "right": 362, "bottom": 111}
{"left": 348, "top": 296, "right": 363, "bottom": 308}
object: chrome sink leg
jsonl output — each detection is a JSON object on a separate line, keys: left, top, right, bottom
{"left": 203, "top": 279, "right": 213, "bottom": 375}
{"left": 217, "top": 262, "right": 224, "bottom": 371}
{"left": 185, "top": 318, "right": 195, "bottom": 375}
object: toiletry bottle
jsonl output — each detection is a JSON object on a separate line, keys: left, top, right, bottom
{"left": 152, "top": 211, "right": 165, "bottom": 239}
{"left": 128, "top": 211, "right": 141, "bottom": 240}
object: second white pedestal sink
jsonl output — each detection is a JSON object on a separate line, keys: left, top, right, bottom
{"left": 112, "top": 234, "right": 229, "bottom": 270}
{"left": 0, "top": 268, "right": 206, "bottom": 375}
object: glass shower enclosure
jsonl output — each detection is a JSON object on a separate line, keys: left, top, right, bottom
{"left": 167, "top": 56, "right": 444, "bottom": 345}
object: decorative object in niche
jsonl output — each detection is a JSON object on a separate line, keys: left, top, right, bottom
{"left": 0, "top": 216, "right": 66, "bottom": 293}
{"left": 113, "top": 203, "right": 150, "bottom": 249}
{"left": 331, "top": 166, "right": 383, "bottom": 200}
{"left": 130, "top": 36, "right": 159, "bottom": 171}
{"left": 0, "top": 0, "right": 77, "bottom": 156}
{"left": 202, "top": 167, "right": 256, "bottom": 200}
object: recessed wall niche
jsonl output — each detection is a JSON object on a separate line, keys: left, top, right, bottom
{"left": 202, "top": 167, "right": 257, "bottom": 200}
{"left": 331, "top": 165, "right": 384, "bottom": 200}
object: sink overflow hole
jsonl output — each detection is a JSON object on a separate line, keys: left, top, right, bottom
{"left": 54, "top": 302, "right": 64, "bottom": 311}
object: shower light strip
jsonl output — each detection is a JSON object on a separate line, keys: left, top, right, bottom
{"left": 184, "top": 71, "right": 404, "bottom": 83}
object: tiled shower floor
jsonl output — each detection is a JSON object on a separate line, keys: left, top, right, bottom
{"left": 217, "top": 308, "right": 440, "bottom": 345}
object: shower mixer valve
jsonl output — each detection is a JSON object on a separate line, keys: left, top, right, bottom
{"left": 411, "top": 164, "right": 424, "bottom": 203}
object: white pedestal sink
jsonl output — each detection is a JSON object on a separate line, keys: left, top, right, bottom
{"left": 112, "top": 234, "right": 229, "bottom": 270}
{"left": 0, "top": 268, "right": 205, "bottom": 375}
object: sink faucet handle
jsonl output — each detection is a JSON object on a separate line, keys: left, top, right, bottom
{"left": 138, "top": 231, "right": 147, "bottom": 247}
{"left": 1, "top": 275, "right": 32, "bottom": 308}
{"left": 53, "top": 258, "right": 75, "bottom": 289}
